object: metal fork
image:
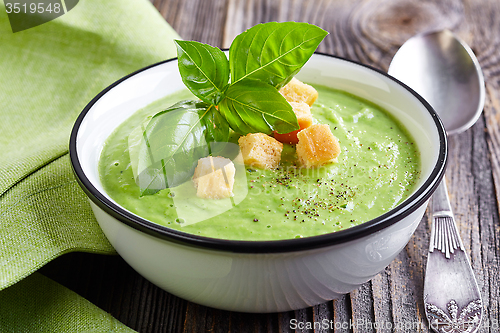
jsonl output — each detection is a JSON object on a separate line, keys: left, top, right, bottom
{"left": 424, "top": 177, "right": 483, "bottom": 333}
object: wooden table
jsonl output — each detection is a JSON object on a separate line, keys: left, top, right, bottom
{"left": 40, "top": 0, "right": 500, "bottom": 331}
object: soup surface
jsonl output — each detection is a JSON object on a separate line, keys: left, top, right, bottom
{"left": 99, "top": 85, "right": 420, "bottom": 240}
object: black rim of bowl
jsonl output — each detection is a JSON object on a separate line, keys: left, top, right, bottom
{"left": 69, "top": 52, "right": 448, "bottom": 254}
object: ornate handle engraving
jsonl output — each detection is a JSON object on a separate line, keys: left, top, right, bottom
{"left": 425, "top": 299, "right": 482, "bottom": 333}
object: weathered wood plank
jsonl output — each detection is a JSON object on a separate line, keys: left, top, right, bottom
{"left": 350, "top": 282, "right": 375, "bottom": 333}
{"left": 153, "top": 0, "right": 229, "bottom": 46}
{"left": 312, "top": 302, "right": 335, "bottom": 333}
{"left": 391, "top": 251, "right": 430, "bottom": 332}
{"left": 484, "top": 86, "right": 500, "bottom": 333}
{"left": 371, "top": 269, "right": 395, "bottom": 333}
{"left": 474, "top": 2, "right": 500, "bottom": 331}
{"left": 332, "top": 295, "right": 351, "bottom": 333}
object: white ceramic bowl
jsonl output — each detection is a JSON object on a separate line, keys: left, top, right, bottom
{"left": 70, "top": 53, "right": 447, "bottom": 313}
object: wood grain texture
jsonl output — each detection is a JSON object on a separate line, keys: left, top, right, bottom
{"left": 40, "top": 0, "right": 500, "bottom": 332}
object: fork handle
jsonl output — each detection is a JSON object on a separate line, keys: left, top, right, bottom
{"left": 424, "top": 177, "right": 483, "bottom": 333}
{"left": 431, "top": 176, "right": 453, "bottom": 214}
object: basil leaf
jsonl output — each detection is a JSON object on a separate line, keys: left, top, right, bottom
{"left": 133, "top": 100, "right": 225, "bottom": 195}
{"left": 175, "top": 40, "right": 229, "bottom": 105}
{"left": 229, "top": 22, "right": 328, "bottom": 89}
{"left": 201, "top": 104, "right": 231, "bottom": 156}
{"left": 202, "top": 104, "right": 230, "bottom": 144}
{"left": 218, "top": 79, "right": 299, "bottom": 135}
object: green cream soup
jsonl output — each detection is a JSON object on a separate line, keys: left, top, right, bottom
{"left": 99, "top": 85, "right": 420, "bottom": 240}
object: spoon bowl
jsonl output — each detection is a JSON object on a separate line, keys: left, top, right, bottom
{"left": 389, "top": 29, "right": 485, "bottom": 135}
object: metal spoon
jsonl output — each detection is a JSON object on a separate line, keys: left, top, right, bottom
{"left": 388, "top": 30, "right": 485, "bottom": 333}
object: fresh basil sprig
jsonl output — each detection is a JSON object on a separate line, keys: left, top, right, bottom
{"left": 174, "top": 22, "right": 327, "bottom": 135}
{"left": 133, "top": 22, "right": 327, "bottom": 194}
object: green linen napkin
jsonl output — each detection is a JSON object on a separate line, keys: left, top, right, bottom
{"left": 0, "top": 0, "right": 180, "bottom": 330}
{"left": 1, "top": 272, "right": 133, "bottom": 332}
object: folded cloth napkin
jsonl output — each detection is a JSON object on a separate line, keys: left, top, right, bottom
{"left": 1, "top": 272, "right": 134, "bottom": 332}
{"left": 0, "top": 0, "right": 180, "bottom": 330}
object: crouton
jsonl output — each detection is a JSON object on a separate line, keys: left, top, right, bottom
{"left": 238, "top": 133, "right": 283, "bottom": 169}
{"left": 296, "top": 124, "right": 340, "bottom": 168}
{"left": 279, "top": 78, "right": 318, "bottom": 106}
{"left": 193, "top": 156, "right": 235, "bottom": 199}
{"left": 274, "top": 101, "right": 313, "bottom": 144}
{"left": 290, "top": 101, "right": 314, "bottom": 127}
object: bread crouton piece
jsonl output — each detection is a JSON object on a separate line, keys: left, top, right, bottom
{"left": 238, "top": 133, "right": 283, "bottom": 169}
{"left": 290, "top": 101, "right": 314, "bottom": 128}
{"left": 279, "top": 78, "right": 318, "bottom": 106}
{"left": 296, "top": 124, "right": 341, "bottom": 168}
{"left": 274, "top": 101, "right": 313, "bottom": 144}
{"left": 193, "top": 156, "right": 235, "bottom": 199}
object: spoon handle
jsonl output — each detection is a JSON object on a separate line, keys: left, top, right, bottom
{"left": 424, "top": 177, "right": 483, "bottom": 333}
